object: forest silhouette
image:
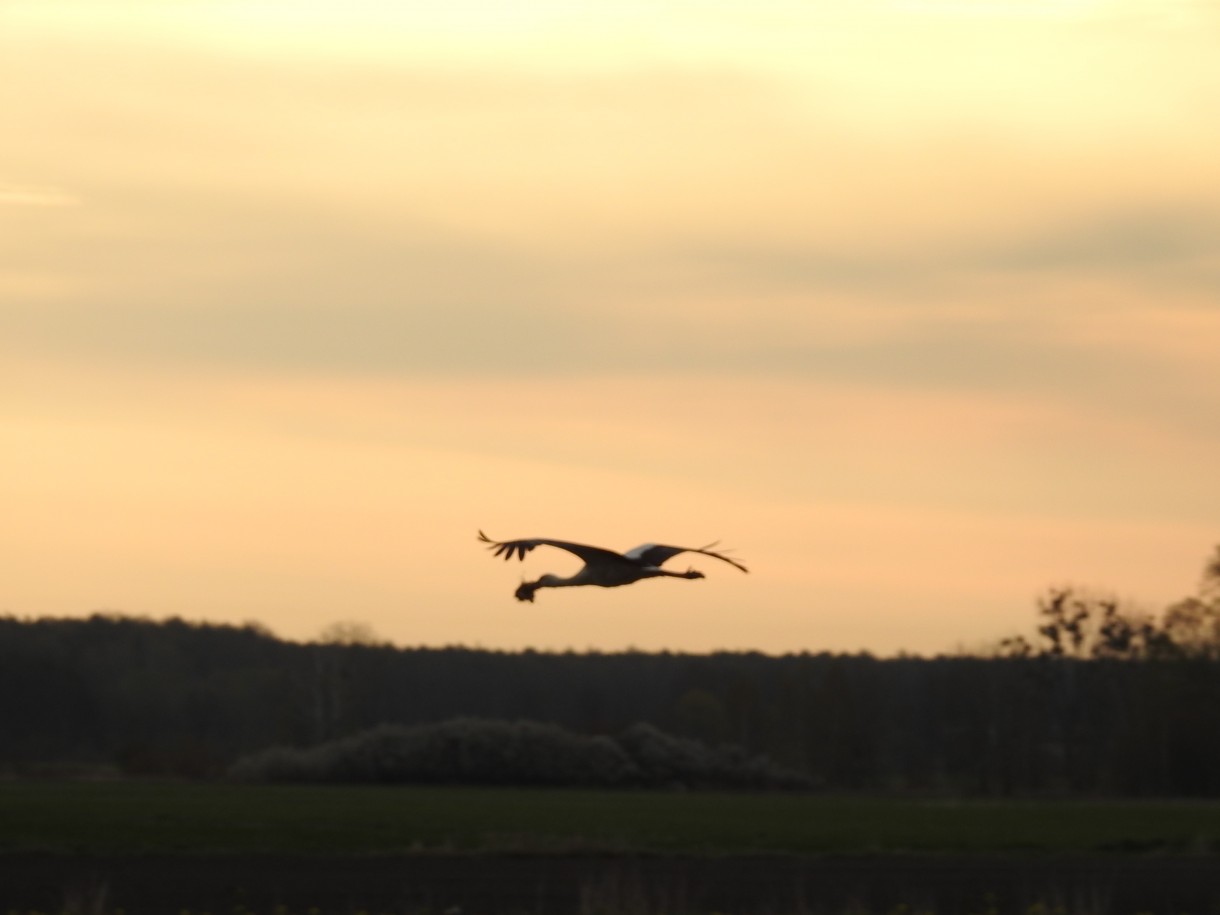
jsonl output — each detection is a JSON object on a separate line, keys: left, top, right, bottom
{"left": 3, "top": 545, "right": 1217, "bottom": 795}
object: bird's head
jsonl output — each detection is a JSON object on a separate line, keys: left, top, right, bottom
{"left": 683, "top": 568, "right": 706, "bottom": 580}
{"left": 514, "top": 580, "right": 538, "bottom": 602}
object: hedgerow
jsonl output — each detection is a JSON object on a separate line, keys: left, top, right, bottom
{"left": 229, "top": 717, "right": 810, "bottom": 789}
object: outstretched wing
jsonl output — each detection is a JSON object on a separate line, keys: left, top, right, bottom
{"left": 478, "top": 531, "right": 626, "bottom": 566}
{"left": 622, "top": 541, "right": 749, "bottom": 573}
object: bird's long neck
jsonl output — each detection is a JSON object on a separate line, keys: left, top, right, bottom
{"left": 516, "top": 571, "right": 586, "bottom": 603}
{"left": 535, "top": 572, "right": 586, "bottom": 589}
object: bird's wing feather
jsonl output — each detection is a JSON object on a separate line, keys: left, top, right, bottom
{"left": 622, "top": 542, "right": 749, "bottom": 573}
{"left": 478, "top": 531, "right": 625, "bottom": 566}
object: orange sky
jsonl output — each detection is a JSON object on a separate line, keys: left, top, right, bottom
{"left": 3, "top": 0, "right": 1218, "bottom": 655}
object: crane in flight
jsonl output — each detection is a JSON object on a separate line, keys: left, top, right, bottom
{"left": 478, "top": 530, "right": 748, "bottom": 602}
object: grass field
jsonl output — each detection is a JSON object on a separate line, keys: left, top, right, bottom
{"left": 3, "top": 783, "right": 1220, "bottom": 914}
{"left": 2, "top": 780, "right": 1218, "bottom": 856}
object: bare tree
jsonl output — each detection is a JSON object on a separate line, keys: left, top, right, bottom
{"left": 309, "top": 621, "right": 384, "bottom": 742}
{"left": 317, "top": 620, "right": 384, "bottom": 647}
{"left": 1026, "top": 587, "right": 1156, "bottom": 659}
{"left": 1202, "top": 545, "right": 1220, "bottom": 600}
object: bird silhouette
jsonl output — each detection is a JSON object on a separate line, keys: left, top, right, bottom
{"left": 478, "top": 530, "right": 748, "bottom": 602}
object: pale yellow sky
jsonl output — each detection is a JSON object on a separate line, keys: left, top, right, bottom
{"left": 2, "top": 0, "right": 1218, "bottom": 654}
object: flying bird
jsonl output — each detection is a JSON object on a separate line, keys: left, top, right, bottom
{"left": 478, "top": 530, "right": 748, "bottom": 602}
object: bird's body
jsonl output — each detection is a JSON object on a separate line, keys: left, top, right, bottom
{"left": 477, "top": 531, "right": 747, "bottom": 602}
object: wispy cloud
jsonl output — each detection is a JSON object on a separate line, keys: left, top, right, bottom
{"left": 3, "top": 0, "right": 1218, "bottom": 653}
{"left": 976, "top": 207, "right": 1220, "bottom": 276}
{"left": 0, "top": 183, "right": 79, "bottom": 207}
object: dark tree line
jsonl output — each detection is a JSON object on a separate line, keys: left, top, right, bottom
{"left": 2, "top": 546, "right": 1218, "bottom": 795}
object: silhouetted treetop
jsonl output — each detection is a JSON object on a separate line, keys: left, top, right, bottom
{"left": 998, "top": 544, "right": 1220, "bottom": 661}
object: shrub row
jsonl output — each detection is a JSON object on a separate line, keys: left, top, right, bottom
{"left": 229, "top": 718, "right": 811, "bottom": 789}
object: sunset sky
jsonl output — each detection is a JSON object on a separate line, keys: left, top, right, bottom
{"left": 3, "top": 0, "right": 1218, "bottom": 655}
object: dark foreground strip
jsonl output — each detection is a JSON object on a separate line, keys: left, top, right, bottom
{"left": 2, "top": 852, "right": 1218, "bottom": 915}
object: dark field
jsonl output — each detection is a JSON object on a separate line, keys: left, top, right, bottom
{"left": 6, "top": 782, "right": 1220, "bottom": 855}
{"left": 11, "top": 851, "right": 1220, "bottom": 915}
{"left": 2, "top": 782, "right": 1218, "bottom": 914}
